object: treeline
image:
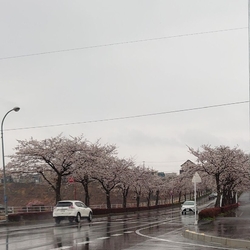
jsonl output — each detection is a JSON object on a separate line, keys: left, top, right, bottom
{"left": 7, "top": 135, "right": 250, "bottom": 208}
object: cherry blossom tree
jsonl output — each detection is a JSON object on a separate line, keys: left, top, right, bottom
{"left": 142, "top": 170, "right": 160, "bottom": 207}
{"left": 154, "top": 177, "right": 166, "bottom": 206}
{"left": 130, "top": 166, "right": 159, "bottom": 207}
{"left": 91, "top": 153, "right": 128, "bottom": 209}
{"left": 131, "top": 166, "right": 148, "bottom": 207}
{"left": 116, "top": 158, "right": 135, "bottom": 208}
{"left": 8, "top": 134, "right": 88, "bottom": 203}
{"left": 189, "top": 145, "right": 249, "bottom": 206}
{"left": 71, "top": 140, "right": 117, "bottom": 206}
{"left": 180, "top": 159, "right": 216, "bottom": 199}
{"left": 159, "top": 175, "right": 176, "bottom": 204}
{"left": 173, "top": 174, "right": 189, "bottom": 202}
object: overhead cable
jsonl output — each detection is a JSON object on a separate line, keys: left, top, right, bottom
{"left": 5, "top": 100, "right": 249, "bottom": 132}
{"left": 0, "top": 27, "right": 246, "bottom": 61}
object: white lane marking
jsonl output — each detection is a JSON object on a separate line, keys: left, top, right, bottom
{"left": 135, "top": 223, "right": 241, "bottom": 250}
{"left": 77, "top": 241, "right": 93, "bottom": 245}
{"left": 97, "top": 237, "right": 110, "bottom": 240}
{"left": 111, "top": 234, "right": 123, "bottom": 237}
{"left": 77, "top": 231, "right": 133, "bottom": 245}
{"left": 91, "top": 221, "right": 106, "bottom": 224}
{"left": 50, "top": 246, "right": 71, "bottom": 250}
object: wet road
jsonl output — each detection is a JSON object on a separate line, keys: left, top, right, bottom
{"left": 0, "top": 200, "right": 241, "bottom": 250}
{"left": 197, "top": 192, "right": 250, "bottom": 241}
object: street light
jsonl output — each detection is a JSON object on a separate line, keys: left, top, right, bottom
{"left": 1, "top": 107, "right": 20, "bottom": 221}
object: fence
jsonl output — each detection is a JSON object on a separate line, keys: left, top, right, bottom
{"left": 3, "top": 197, "right": 181, "bottom": 214}
{"left": 1, "top": 206, "right": 54, "bottom": 214}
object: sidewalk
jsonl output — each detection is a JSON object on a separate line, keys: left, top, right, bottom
{"left": 183, "top": 192, "right": 250, "bottom": 248}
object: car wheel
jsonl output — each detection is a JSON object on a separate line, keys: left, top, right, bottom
{"left": 55, "top": 218, "right": 61, "bottom": 225}
{"left": 69, "top": 217, "right": 74, "bottom": 223}
{"left": 75, "top": 213, "right": 81, "bottom": 223}
{"left": 88, "top": 212, "right": 93, "bottom": 222}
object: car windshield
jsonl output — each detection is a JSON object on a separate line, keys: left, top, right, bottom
{"left": 183, "top": 201, "right": 194, "bottom": 205}
{"left": 56, "top": 202, "right": 73, "bottom": 207}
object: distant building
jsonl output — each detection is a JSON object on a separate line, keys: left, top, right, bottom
{"left": 10, "top": 171, "right": 42, "bottom": 183}
{"left": 180, "top": 160, "right": 196, "bottom": 174}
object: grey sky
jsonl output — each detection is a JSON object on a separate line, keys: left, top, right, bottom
{"left": 0, "top": 0, "right": 249, "bottom": 173}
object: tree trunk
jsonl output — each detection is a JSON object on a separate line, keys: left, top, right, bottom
{"left": 106, "top": 191, "right": 111, "bottom": 209}
{"left": 215, "top": 174, "right": 221, "bottom": 207}
{"left": 178, "top": 191, "right": 181, "bottom": 203}
{"left": 155, "top": 190, "right": 159, "bottom": 206}
{"left": 55, "top": 176, "right": 62, "bottom": 203}
{"left": 123, "top": 195, "right": 127, "bottom": 208}
{"left": 81, "top": 182, "right": 90, "bottom": 206}
{"left": 136, "top": 196, "right": 140, "bottom": 207}
{"left": 122, "top": 188, "right": 129, "bottom": 208}
{"left": 147, "top": 191, "right": 151, "bottom": 207}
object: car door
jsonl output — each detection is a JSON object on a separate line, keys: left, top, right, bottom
{"left": 76, "top": 202, "right": 88, "bottom": 217}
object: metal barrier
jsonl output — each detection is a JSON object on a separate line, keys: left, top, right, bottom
{"left": 5, "top": 206, "right": 54, "bottom": 214}
{"left": 5, "top": 198, "right": 181, "bottom": 214}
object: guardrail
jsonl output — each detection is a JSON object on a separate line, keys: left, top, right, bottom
{"left": 0, "top": 206, "right": 54, "bottom": 214}
{"left": 3, "top": 198, "right": 180, "bottom": 213}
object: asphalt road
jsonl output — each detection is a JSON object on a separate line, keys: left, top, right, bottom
{"left": 196, "top": 191, "right": 250, "bottom": 242}
{"left": 0, "top": 199, "right": 242, "bottom": 250}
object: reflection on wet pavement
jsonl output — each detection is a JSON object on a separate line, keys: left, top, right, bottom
{"left": 197, "top": 192, "right": 250, "bottom": 242}
{"left": 1, "top": 195, "right": 248, "bottom": 249}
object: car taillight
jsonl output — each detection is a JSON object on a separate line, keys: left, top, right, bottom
{"left": 69, "top": 205, "right": 75, "bottom": 209}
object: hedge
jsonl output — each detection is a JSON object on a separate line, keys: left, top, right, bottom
{"left": 198, "top": 203, "right": 239, "bottom": 220}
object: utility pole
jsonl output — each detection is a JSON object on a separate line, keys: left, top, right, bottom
{"left": 248, "top": 1, "right": 250, "bottom": 170}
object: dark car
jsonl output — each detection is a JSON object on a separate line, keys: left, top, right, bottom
{"left": 208, "top": 193, "right": 217, "bottom": 200}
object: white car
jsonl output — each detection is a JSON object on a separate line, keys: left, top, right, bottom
{"left": 53, "top": 200, "right": 93, "bottom": 224}
{"left": 181, "top": 200, "right": 197, "bottom": 214}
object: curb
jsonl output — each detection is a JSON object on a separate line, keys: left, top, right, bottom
{"left": 183, "top": 229, "right": 250, "bottom": 249}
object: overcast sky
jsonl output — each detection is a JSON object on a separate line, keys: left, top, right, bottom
{"left": 0, "top": 0, "right": 249, "bottom": 174}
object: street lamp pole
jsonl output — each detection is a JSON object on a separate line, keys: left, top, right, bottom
{"left": 1, "top": 107, "right": 20, "bottom": 221}
{"left": 192, "top": 172, "right": 201, "bottom": 225}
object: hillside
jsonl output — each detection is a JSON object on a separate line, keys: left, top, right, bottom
{"left": 0, "top": 182, "right": 137, "bottom": 207}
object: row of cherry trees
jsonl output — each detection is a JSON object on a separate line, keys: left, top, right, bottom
{"left": 188, "top": 145, "right": 250, "bottom": 207}
{"left": 7, "top": 134, "right": 250, "bottom": 208}
{"left": 8, "top": 134, "right": 165, "bottom": 208}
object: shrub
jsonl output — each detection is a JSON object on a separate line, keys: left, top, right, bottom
{"left": 8, "top": 211, "right": 52, "bottom": 222}
{"left": 198, "top": 203, "right": 239, "bottom": 220}
{"left": 221, "top": 203, "right": 239, "bottom": 213}
{"left": 199, "top": 207, "right": 221, "bottom": 220}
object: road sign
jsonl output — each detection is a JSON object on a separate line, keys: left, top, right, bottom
{"left": 192, "top": 172, "right": 201, "bottom": 183}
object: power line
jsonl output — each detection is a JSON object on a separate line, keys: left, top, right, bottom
{"left": 0, "top": 27, "right": 246, "bottom": 61}
{"left": 6, "top": 100, "right": 249, "bottom": 132}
